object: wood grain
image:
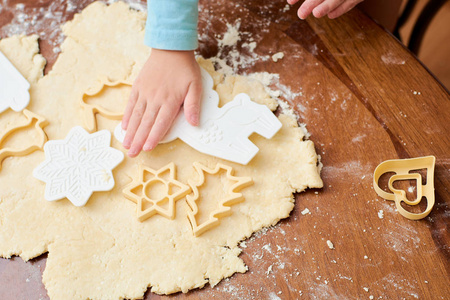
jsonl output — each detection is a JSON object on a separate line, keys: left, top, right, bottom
{"left": 1, "top": 1, "right": 449, "bottom": 299}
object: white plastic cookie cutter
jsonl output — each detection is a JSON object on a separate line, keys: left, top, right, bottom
{"left": 0, "top": 50, "right": 31, "bottom": 113}
{"left": 33, "top": 126, "right": 124, "bottom": 206}
{"left": 115, "top": 67, "right": 282, "bottom": 165}
{"left": 373, "top": 156, "right": 436, "bottom": 220}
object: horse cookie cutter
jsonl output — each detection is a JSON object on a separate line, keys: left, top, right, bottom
{"left": 373, "top": 156, "right": 436, "bottom": 220}
{"left": 115, "top": 67, "right": 282, "bottom": 165}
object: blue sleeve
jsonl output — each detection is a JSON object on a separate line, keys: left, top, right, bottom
{"left": 145, "top": 0, "right": 199, "bottom": 50}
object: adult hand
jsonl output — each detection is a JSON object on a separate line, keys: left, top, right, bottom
{"left": 287, "top": 0, "right": 364, "bottom": 19}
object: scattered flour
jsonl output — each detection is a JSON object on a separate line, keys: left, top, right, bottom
{"left": 378, "top": 210, "right": 384, "bottom": 219}
{"left": 272, "top": 52, "right": 284, "bottom": 62}
{"left": 381, "top": 52, "right": 406, "bottom": 65}
{"left": 277, "top": 99, "right": 297, "bottom": 119}
{"left": 269, "top": 292, "right": 282, "bottom": 300}
{"left": 262, "top": 244, "right": 272, "bottom": 253}
{"left": 242, "top": 41, "right": 257, "bottom": 52}
{"left": 352, "top": 134, "right": 367, "bottom": 143}
{"left": 219, "top": 22, "right": 242, "bottom": 47}
{"left": 282, "top": 4, "right": 291, "bottom": 12}
{"left": 301, "top": 208, "right": 311, "bottom": 215}
{"left": 326, "top": 240, "right": 335, "bottom": 250}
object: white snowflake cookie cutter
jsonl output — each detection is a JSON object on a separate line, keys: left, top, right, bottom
{"left": 0, "top": 50, "right": 31, "bottom": 113}
{"left": 33, "top": 126, "right": 124, "bottom": 206}
{"left": 115, "top": 67, "right": 282, "bottom": 165}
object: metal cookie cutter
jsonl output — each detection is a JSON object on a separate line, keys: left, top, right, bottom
{"left": 80, "top": 78, "right": 132, "bottom": 133}
{"left": 373, "top": 156, "right": 436, "bottom": 220}
{"left": 0, "top": 109, "right": 48, "bottom": 171}
{"left": 123, "top": 163, "right": 191, "bottom": 222}
{"left": 186, "top": 162, "right": 253, "bottom": 237}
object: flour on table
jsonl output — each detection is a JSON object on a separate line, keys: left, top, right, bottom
{"left": 0, "top": 2, "right": 322, "bottom": 299}
{"left": 272, "top": 52, "right": 284, "bottom": 62}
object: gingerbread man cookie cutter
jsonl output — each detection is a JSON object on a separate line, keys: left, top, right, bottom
{"left": 80, "top": 78, "right": 132, "bottom": 133}
{"left": 373, "top": 156, "right": 436, "bottom": 220}
{"left": 0, "top": 109, "right": 48, "bottom": 171}
{"left": 186, "top": 162, "right": 253, "bottom": 237}
{"left": 123, "top": 163, "right": 191, "bottom": 222}
{"left": 0, "top": 50, "right": 30, "bottom": 114}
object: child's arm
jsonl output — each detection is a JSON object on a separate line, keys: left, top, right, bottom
{"left": 122, "top": 0, "right": 201, "bottom": 157}
{"left": 288, "top": 0, "right": 363, "bottom": 19}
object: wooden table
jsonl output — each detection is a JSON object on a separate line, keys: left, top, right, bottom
{"left": 1, "top": 1, "right": 449, "bottom": 299}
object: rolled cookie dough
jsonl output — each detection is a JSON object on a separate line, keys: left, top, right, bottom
{"left": 0, "top": 2, "right": 323, "bottom": 299}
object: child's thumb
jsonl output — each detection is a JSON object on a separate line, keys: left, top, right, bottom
{"left": 184, "top": 80, "right": 202, "bottom": 126}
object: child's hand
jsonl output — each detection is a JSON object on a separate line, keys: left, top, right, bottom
{"left": 122, "top": 49, "right": 202, "bottom": 157}
{"left": 288, "top": 0, "right": 363, "bottom": 19}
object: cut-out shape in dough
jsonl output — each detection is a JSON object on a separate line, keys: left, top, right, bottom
{"left": 0, "top": 109, "right": 48, "bottom": 171}
{"left": 33, "top": 126, "right": 124, "bottom": 206}
{"left": 123, "top": 163, "right": 191, "bottom": 221}
{"left": 114, "top": 67, "right": 282, "bottom": 165}
{"left": 80, "top": 78, "right": 132, "bottom": 133}
{"left": 186, "top": 162, "right": 253, "bottom": 237}
{"left": 0, "top": 50, "right": 30, "bottom": 113}
{"left": 373, "top": 156, "right": 436, "bottom": 220}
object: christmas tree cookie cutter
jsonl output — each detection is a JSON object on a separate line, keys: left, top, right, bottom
{"left": 373, "top": 156, "right": 436, "bottom": 220}
{"left": 0, "top": 109, "right": 48, "bottom": 171}
{"left": 33, "top": 126, "right": 124, "bottom": 206}
{"left": 0, "top": 50, "right": 30, "bottom": 113}
{"left": 115, "top": 67, "right": 282, "bottom": 165}
{"left": 123, "top": 162, "right": 191, "bottom": 221}
{"left": 186, "top": 162, "right": 253, "bottom": 237}
{"left": 80, "top": 78, "right": 132, "bottom": 133}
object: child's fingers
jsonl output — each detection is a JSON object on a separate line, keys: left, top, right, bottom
{"left": 122, "top": 88, "right": 139, "bottom": 130}
{"left": 122, "top": 99, "right": 147, "bottom": 150}
{"left": 183, "top": 80, "right": 202, "bottom": 126}
{"left": 287, "top": 0, "right": 300, "bottom": 5}
{"left": 312, "top": 0, "right": 344, "bottom": 18}
{"left": 328, "top": 0, "right": 361, "bottom": 19}
{"left": 298, "top": 0, "right": 324, "bottom": 19}
{"left": 144, "top": 105, "right": 179, "bottom": 151}
{"left": 128, "top": 105, "right": 160, "bottom": 157}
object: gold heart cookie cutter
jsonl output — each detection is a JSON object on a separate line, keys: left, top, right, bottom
{"left": 373, "top": 156, "right": 436, "bottom": 220}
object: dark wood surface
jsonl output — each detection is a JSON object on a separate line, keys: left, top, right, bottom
{"left": 1, "top": 1, "right": 449, "bottom": 299}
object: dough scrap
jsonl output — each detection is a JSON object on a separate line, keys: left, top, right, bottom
{"left": 0, "top": 2, "right": 323, "bottom": 299}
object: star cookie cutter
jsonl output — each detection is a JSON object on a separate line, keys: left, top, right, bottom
{"left": 373, "top": 156, "right": 436, "bottom": 220}
{"left": 114, "top": 67, "right": 282, "bottom": 165}
{"left": 186, "top": 162, "right": 253, "bottom": 237}
{"left": 123, "top": 163, "right": 191, "bottom": 222}
{"left": 0, "top": 50, "right": 30, "bottom": 113}
{"left": 80, "top": 78, "right": 132, "bottom": 133}
{"left": 33, "top": 126, "right": 124, "bottom": 206}
{"left": 0, "top": 109, "right": 48, "bottom": 171}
